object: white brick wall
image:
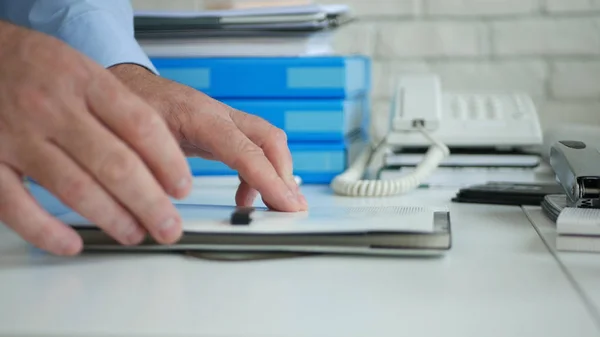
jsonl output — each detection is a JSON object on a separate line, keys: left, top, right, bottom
{"left": 131, "top": 0, "right": 600, "bottom": 131}
{"left": 318, "top": 0, "right": 420, "bottom": 17}
{"left": 425, "top": 0, "right": 540, "bottom": 16}
{"left": 551, "top": 61, "right": 600, "bottom": 99}
{"left": 544, "top": 0, "right": 600, "bottom": 13}
{"left": 330, "top": 23, "right": 376, "bottom": 56}
{"left": 375, "top": 22, "right": 490, "bottom": 58}
{"left": 492, "top": 18, "right": 600, "bottom": 56}
{"left": 538, "top": 101, "right": 600, "bottom": 126}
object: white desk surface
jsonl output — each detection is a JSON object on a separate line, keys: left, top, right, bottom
{"left": 1, "top": 181, "right": 599, "bottom": 337}
{"left": 524, "top": 206, "right": 600, "bottom": 328}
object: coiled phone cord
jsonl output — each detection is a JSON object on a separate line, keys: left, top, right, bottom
{"left": 330, "top": 126, "right": 450, "bottom": 197}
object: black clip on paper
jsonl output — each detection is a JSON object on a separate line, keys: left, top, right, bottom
{"left": 230, "top": 207, "right": 255, "bottom": 225}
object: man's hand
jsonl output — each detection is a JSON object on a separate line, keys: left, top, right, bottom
{"left": 108, "top": 64, "right": 308, "bottom": 212}
{"left": 0, "top": 22, "right": 193, "bottom": 255}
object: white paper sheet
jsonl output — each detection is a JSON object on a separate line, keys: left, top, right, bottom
{"left": 58, "top": 204, "right": 435, "bottom": 234}
{"left": 139, "top": 33, "right": 334, "bottom": 57}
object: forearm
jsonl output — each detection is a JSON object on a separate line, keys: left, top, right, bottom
{"left": 0, "top": 0, "right": 157, "bottom": 73}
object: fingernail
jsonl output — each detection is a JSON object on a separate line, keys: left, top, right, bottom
{"left": 286, "top": 189, "right": 299, "bottom": 204}
{"left": 176, "top": 176, "right": 191, "bottom": 192}
{"left": 126, "top": 227, "right": 145, "bottom": 245}
{"left": 296, "top": 193, "right": 308, "bottom": 209}
{"left": 60, "top": 237, "right": 80, "bottom": 255}
{"left": 286, "top": 188, "right": 307, "bottom": 208}
{"left": 299, "top": 194, "right": 308, "bottom": 207}
{"left": 158, "top": 217, "right": 179, "bottom": 240}
{"left": 245, "top": 190, "right": 259, "bottom": 206}
{"left": 117, "top": 220, "right": 141, "bottom": 244}
{"left": 285, "top": 175, "right": 299, "bottom": 191}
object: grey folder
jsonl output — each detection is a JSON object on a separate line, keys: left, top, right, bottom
{"left": 59, "top": 206, "right": 452, "bottom": 257}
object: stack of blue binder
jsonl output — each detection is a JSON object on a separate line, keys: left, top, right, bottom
{"left": 151, "top": 56, "right": 371, "bottom": 184}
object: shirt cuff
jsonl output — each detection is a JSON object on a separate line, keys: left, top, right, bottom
{"left": 56, "top": 10, "right": 158, "bottom": 74}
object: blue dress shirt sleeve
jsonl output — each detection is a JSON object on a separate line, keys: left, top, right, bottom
{"left": 0, "top": 0, "right": 157, "bottom": 74}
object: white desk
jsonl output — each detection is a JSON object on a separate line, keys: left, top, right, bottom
{"left": 0, "top": 182, "right": 598, "bottom": 337}
{"left": 524, "top": 206, "right": 600, "bottom": 328}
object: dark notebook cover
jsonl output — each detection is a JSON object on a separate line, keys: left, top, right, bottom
{"left": 452, "top": 182, "right": 565, "bottom": 206}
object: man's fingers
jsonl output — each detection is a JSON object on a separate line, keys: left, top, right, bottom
{"left": 235, "top": 177, "right": 259, "bottom": 207}
{"left": 17, "top": 141, "right": 146, "bottom": 246}
{"left": 85, "top": 71, "right": 192, "bottom": 199}
{"left": 181, "top": 143, "right": 215, "bottom": 159}
{"left": 237, "top": 177, "right": 275, "bottom": 210}
{"left": 52, "top": 110, "right": 183, "bottom": 245}
{"left": 0, "top": 164, "right": 82, "bottom": 256}
{"left": 204, "top": 119, "right": 305, "bottom": 212}
{"left": 229, "top": 110, "right": 299, "bottom": 192}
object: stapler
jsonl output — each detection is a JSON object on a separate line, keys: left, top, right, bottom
{"left": 550, "top": 140, "right": 600, "bottom": 208}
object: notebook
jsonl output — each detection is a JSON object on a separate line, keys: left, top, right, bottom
{"left": 452, "top": 182, "right": 564, "bottom": 206}
{"left": 57, "top": 205, "right": 452, "bottom": 257}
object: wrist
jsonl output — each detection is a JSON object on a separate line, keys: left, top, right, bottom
{"left": 108, "top": 62, "right": 167, "bottom": 115}
{"left": 0, "top": 20, "right": 21, "bottom": 45}
{"left": 0, "top": 19, "right": 17, "bottom": 32}
{"left": 0, "top": 20, "right": 36, "bottom": 59}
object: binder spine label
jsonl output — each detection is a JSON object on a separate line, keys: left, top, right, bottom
{"left": 287, "top": 67, "right": 345, "bottom": 89}
{"left": 188, "top": 150, "right": 347, "bottom": 174}
{"left": 293, "top": 151, "right": 345, "bottom": 172}
{"left": 284, "top": 111, "right": 343, "bottom": 132}
{"left": 347, "top": 59, "right": 366, "bottom": 93}
{"left": 152, "top": 56, "right": 370, "bottom": 98}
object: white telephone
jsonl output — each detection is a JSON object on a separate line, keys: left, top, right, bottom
{"left": 330, "top": 73, "right": 543, "bottom": 197}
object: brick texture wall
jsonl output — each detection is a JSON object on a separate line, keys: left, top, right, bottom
{"left": 132, "top": 0, "right": 600, "bottom": 133}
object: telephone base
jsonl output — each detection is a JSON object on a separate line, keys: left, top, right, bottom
{"left": 330, "top": 73, "right": 544, "bottom": 198}
{"left": 387, "top": 91, "right": 543, "bottom": 150}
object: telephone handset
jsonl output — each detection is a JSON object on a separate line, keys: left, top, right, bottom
{"left": 330, "top": 73, "right": 543, "bottom": 197}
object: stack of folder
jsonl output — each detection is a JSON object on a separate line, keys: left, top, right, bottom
{"left": 542, "top": 195, "right": 600, "bottom": 253}
{"left": 134, "top": 4, "right": 354, "bottom": 56}
{"left": 135, "top": 4, "right": 371, "bottom": 184}
{"left": 60, "top": 204, "right": 453, "bottom": 257}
